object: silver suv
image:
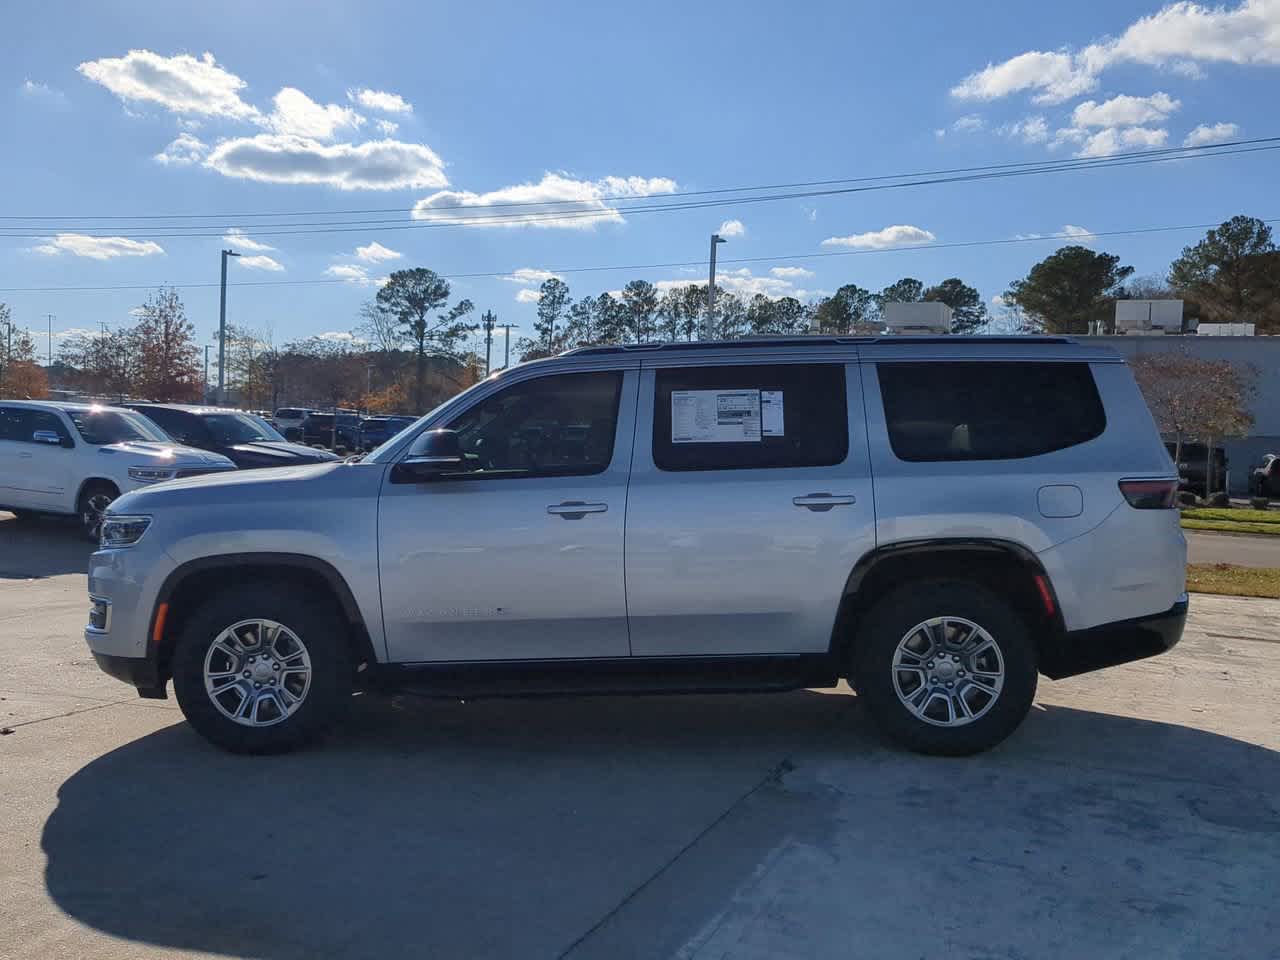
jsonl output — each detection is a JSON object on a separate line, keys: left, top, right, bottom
{"left": 84, "top": 337, "right": 1187, "bottom": 755}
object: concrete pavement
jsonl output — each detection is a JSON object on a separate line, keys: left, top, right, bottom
{"left": 3, "top": 515, "right": 1280, "bottom": 959}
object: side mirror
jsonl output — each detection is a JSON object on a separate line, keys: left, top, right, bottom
{"left": 392, "top": 429, "right": 467, "bottom": 482}
{"left": 32, "top": 430, "right": 64, "bottom": 446}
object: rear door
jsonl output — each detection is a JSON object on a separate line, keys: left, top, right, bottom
{"left": 624, "top": 357, "right": 875, "bottom": 657}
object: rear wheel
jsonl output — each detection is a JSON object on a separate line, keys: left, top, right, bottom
{"left": 77, "top": 482, "right": 119, "bottom": 542}
{"left": 851, "top": 580, "right": 1038, "bottom": 756}
{"left": 171, "top": 585, "right": 351, "bottom": 753}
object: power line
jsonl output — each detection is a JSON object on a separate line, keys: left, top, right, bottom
{"left": 3, "top": 138, "right": 1277, "bottom": 238}
{"left": 2, "top": 218, "right": 1270, "bottom": 295}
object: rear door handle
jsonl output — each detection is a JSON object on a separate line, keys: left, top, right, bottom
{"left": 547, "top": 501, "right": 608, "bottom": 519}
{"left": 792, "top": 493, "right": 856, "bottom": 512}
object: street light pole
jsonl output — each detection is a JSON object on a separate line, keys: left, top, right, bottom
{"left": 481, "top": 310, "right": 496, "bottom": 376}
{"left": 704, "top": 233, "right": 727, "bottom": 340}
{"left": 218, "top": 248, "right": 240, "bottom": 404}
{"left": 502, "top": 324, "right": 513, "bottom": 369}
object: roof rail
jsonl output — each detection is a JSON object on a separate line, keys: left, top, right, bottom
{"left": 561, "top": 335, "right": 1076, "bottom": 356}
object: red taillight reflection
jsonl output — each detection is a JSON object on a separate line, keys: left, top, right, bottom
{"left": 1119, "top": 479, "right": 1178, "bottom": 509}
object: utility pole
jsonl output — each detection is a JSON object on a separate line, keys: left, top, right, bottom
{"left": 502, "top": 323, "right": 513, "bottom": 370}
{"left": 481, "top": 310, "right": 497, "bottom": 375}
{"left": 218, "top": 248, "right": 240, "bottom": 404}
{"left": 203, "top": 345, "right": 211, "bottom": 403}
{"left": 46, "top": 314, "right": 54, "bottom": 366}
{"left": 704, "top": 233, "right": 727, "bottom": 340}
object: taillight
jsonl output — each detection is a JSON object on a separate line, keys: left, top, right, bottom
{"left": 1119, "top": 479, "right": 1178, "bottom": 509}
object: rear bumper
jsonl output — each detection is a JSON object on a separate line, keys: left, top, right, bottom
{"left": 1040, "top": 594, "right": 1188, "bottom": 680}
{"left": 91, "top": 652, "right": 167, "bottom": 698}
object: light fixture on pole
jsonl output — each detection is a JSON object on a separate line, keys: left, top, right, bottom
{"left": 218, "top": 248, "right": 240, "bottom": 404}
{"left": 704, "top": 233, "right": 727, "bottom": 340}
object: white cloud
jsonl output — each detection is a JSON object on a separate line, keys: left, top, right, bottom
{"left": 1061, "top": 224, "right": 1096, "bottom": 245}
{"left": 805, "top": 207, "right": 818, "bottom": 222}
{"left": 265, "top": 87, "right": 364, "bottom": 140}
{"left": 77, "top": 49, "right": 260, "bottom": 120}
{"left": 952, "top": 113, "right": 984, "bottom": 132}
{"left": 515, "top": 288, "right": 541, "bottom": 303}
{"left": 952, "top": 0, "right": 1280, "bottom": 105}
{"left": 317, "top": 331, "right": 368, "bottom": 343}
{"left": 325, "top": 263, "right": 372, "bottom": 284}
{"left": 951, "top": 49, "right": 1103, "bottom": 104}
{"left": 502, "top": 267, "right": 563, "bottom": 284}
{"left": 374, "top": 118, "right": 399, "bottom": 135}
{"left": 347, "top": 88, "right": 413, "bottom": 114}
{"left": 718, "top": 219, "right": 745, "bottom": 237}
{"left": 412, "top": 173, "right": 677, "bottom": 229}
{"left": 1071, "top": 92, "right": 1180, "bottom": 128}
{"left": 354, "top": 241, "right": 402, "bottom": 263}
{"left": 998, "top": 115, "right": 1050, "bottom": 143}
{"left": 204, "top": 134, "right": 447, "bottom": 190}
{"left": 1075, "top": 125, "right": 1168, "bottom": 157}
{"left": 154, "top": 132, "right": 208, "bottom": 165}
{"left": 934, "top": 128, "right": 947, "bottom": 139}
{"left": 236, "top": 254, "right": 284, "bottom": 271}
{"left": 654, "top": 267, "right": 812, "bottom": 301}
{"left": 33, "top": 233, "right": 164, "bottom": 260}
{"left": 223, "top": 227, "right": 275, "bottom": 252}
{"left": 821, "top": 224, "right": 936, "bottom": 249}
{"left": 990, "top": 294, "right": 1006, "bottom": 307}
{"left": 1184, "top": 121, "right": 1240, "bottom": 145}
{"left": 20, "top": 79, "right": 68, "bottom": 106}
{"left": 770, "top": 266, "right": 814, "bottom": 278}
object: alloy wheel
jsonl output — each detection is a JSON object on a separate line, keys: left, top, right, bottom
{"left": 891, "top": 616, "right": 1005, "bottom": 727}
{"left": 203, "top": 619, "right": 313, "bottom": 727}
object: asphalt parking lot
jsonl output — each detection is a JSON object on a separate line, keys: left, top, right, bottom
{"left": 2, "top": 513, "right": 1279, "bottom": 960}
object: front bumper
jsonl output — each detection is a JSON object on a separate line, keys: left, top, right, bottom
{"left": 91, "top": 652, "right": 166, "bottom": 697}
{"left": 1040, "top": 594, "right": 1189, "bottom": 680}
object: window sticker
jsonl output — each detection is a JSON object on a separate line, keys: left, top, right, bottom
{"left": 760, "top": 390, "right": 784, "bottom": 436}
{"left": 672, "top": 390, "right": 762, "bottom": 443}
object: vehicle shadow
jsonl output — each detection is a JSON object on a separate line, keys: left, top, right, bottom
{"left": 42, "top": 692, "right": 1280, "bottom": 960}
{"left": 0, "top": 514, "right": 93, "bottom": 579}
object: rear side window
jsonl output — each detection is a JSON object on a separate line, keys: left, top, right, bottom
{"left": 653, "top": 364, "right": 848, "bottom": 471}
{"left": 877, "top": 361, "right": 1105, "bottom": 462}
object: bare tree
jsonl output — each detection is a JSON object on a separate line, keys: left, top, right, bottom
{"left": 1131, "top": 351, "right": 1256, "bottom": 494}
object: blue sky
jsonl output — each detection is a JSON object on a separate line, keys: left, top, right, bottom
{"left": 2, "top": 0, "right": 1278, "bottom": 355}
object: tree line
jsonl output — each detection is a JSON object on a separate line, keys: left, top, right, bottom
{"left": 8, "top": 214, "right": 1276, "bottom": 415}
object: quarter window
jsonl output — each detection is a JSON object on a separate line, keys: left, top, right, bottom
{"left": 442, "top": 371, "right": 623, "bottom": 479}
{"left": 652, "top": 364, "right": 848, "bottom": 471}
{"left": 877, "top": 362, "right": 1106, "bottom": 462}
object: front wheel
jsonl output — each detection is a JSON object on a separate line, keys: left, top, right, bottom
{"left": 77, "top": 482, "right": 119, "bottom": 542}
{"left": 851, "top": 581, "right": 1038, "bottom": 756}
{"left": 171, "top": 585, "right": 351, "bottom": 753}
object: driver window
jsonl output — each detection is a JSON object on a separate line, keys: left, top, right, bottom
{"left": 444, "top": 371, "right": 623, "bottom": 479}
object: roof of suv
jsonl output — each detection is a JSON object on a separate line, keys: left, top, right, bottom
{"left": 552, "top": 335, "right": 1124, "bottom": 365}
{"left": 125, "top": 403, "right": 253, "bottom": 416}
{"left": 0, "top": 399, "right": 139, "bottom": 412}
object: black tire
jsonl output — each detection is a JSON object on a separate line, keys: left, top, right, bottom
{"left": 76, "top": 481, "right": 119, "bottom": 542}
{"left": 171, "top": 584, "right": 352, "bottom": 754}
{"left": 851, "top": 580, "right": 1038, "bottom": 756}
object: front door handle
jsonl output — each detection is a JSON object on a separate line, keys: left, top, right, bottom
{"left": 792, "top": 493, "right": 856, "bottom": 512}
{"left": 547, "top": 501, "right": 608, "bottom": 519}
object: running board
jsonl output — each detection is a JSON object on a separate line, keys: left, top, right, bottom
{"left": 371, "top": 654, "right": 840, "bottom": 700}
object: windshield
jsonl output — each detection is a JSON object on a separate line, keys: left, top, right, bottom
{"left": 67, "top": 408, "right": 170, "bottom": 445}
{"left": 203, "top": 413, "right": 286, "bottom": 445}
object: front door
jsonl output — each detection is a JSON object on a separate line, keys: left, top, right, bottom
{"left": 624, "top": 360, "right": 876, "bottom": 657}
{"left": 378, "top": 367, "right": 637, "bottom": 663}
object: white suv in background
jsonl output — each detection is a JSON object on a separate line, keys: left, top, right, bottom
{"left": 0, "top": 400, "right": 235, "bottom": 539}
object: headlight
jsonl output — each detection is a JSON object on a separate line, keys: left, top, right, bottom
{"left": 128, "top": 467, "right": 178, "bottom": 484}
{"left": 100, "top": 515, "right": 151, "bottom": 548}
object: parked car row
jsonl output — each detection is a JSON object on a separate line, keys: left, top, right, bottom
{"left": 0, "top": 399, "right": 357, "bottom": 539}
{"left": 274, "top": 408, "right": 416, "bottom": 452}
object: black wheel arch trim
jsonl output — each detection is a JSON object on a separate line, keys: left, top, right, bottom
{"left": 148, "top": 552, "right": 376, "bottom": 678}
{"left": 829, "top": 537, "right": 1066, "bottom": 661}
